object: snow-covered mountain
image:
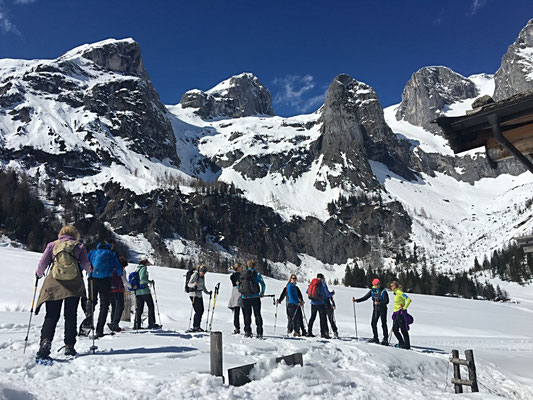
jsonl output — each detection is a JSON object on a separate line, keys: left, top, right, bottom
{"left": 1, "top": 20, "right": 533, "bottom": 280}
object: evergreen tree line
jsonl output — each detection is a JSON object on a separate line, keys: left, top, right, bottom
{"left": 471, "top": 242, "right": 533, "bottom": 284}
{"left": 343, "top": 263, "right": 509, "bottom": 301}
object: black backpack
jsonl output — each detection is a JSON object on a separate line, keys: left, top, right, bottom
{"left": 238, "top": 269, "right": 259, "bottom": 295}
{"left": 184, "top": 269, "right": 195, "bottom": 293}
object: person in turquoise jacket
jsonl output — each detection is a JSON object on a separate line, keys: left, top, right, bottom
{"left": 133, "top": 259, "right": 160, "bottom": 330}
{"left": 390, "top": 281, "right": 412, "bottom": 349}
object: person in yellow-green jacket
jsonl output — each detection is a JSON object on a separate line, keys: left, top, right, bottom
{"left": 390, "top": 281, "right": 413, "bottom": 349}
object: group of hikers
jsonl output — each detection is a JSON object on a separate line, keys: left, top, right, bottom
{"left": 30, "top": 224, "right": 413, "bottom": 362}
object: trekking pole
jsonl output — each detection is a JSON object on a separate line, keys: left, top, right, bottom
{"left": 205, "top": 291, "right": 213, "bottom": 331}
{"left": 89, "top": 277, "right": 98, "bottom": 353}
{"left": 151, "top": 281, "right": 162, "bottom": 328}
{"left": 352, "top": 301, "right": 358, "bottom": 340}
{"left": 23, "top": 276, "right": 39, "bottom": 354}
{"left": 188, "top": 294, "right": 196, "bottom": 330}
{"left": 208, "top": 283, "right": 220, "bottom": 331}
{"left": 302, "top": 306, "right": 308, "bottom": 327}
{"left": 273, "top": 299, "right": 278, "bottom": 334}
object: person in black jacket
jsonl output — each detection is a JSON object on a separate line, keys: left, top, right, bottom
{"left": 352, "top": 278, "right": 389, "bottom": 345}
{"left": 277, "top": 274, "right": 307, "bottom": 337}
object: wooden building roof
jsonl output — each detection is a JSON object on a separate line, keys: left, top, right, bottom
{"left": 436, "top": 90, "right": 533, "bottom": 173}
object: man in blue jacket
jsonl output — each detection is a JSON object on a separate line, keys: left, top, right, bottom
{"left": 307, "top": 273, "right": 332, "bottom": 339}
{"left": 80, "top": 240, "right": 122, "bottom": 338}
{"left": 239, "top": 260, "right": 266, "bottom": 338}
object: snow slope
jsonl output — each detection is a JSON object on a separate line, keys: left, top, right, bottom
{"left": 0, "top": 245, "right": 532, "bottom": 399}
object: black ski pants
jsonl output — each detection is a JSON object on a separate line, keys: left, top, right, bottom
{"left": 81, "top": 277, "right": 111, "bottom": 335}
{"left": 286, "top": 303, "right": 304, "bottom": 334}
{"left": 135, "top": 294, "right": 156, "bottom": 329}
{"left": 371, "top": 307, "right": 388, "bottom": 341}
{"left": 231, "top": 307, "right": 244, "bottom": 331}
{"left": 189, "top": 296, "right": 204, "bottom": 329}
{"left": 40, "top": 296, "right": 79, "bottom": 346}
{"left": 392, "top": 312, "right": 410, "bottom": 349}
{"left": 242, "top": 297, "right": 263, "bottom": 336}
{"left": 308, "top": 304, "right": 328, "bottom": 336}
{"left": 110, "top": 292, "right": 125, "bottom": 327}
{"left": 326, "top": 305, "right": 338, "bottom": 334}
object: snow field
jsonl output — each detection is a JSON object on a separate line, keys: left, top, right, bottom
{"left": 0, "top": 246, "right": 532, "bottom": 399}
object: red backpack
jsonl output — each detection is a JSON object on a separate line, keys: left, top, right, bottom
{"left": 308, "top": 278, "right": 322, "bottom": 300}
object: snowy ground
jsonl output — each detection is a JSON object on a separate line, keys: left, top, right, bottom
{"left": 0, "top": 245, "right": 532, "bottom": 400}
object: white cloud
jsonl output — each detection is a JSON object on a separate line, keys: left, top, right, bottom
{"left": 0, "top": 1, "right": 21, "bottom": 35}
{"left": 469, "top": 0, "right": 488, "bottom": 15}
{"left": 273, "top": 74, "right": 325, "bottom": 113}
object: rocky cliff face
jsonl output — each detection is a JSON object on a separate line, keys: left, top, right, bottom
{"left": 179, "top": 73, "right": 274, "bottom": 119}
{"left": 494, "top": 18, "right": 533, "bottom": 101}
{"left": 396, "top": 66, "right": 478, "bottom": 129}
{"left": 318, "top": 74, "right": 416, "bottom": 191}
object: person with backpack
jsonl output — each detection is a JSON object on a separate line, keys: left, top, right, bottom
{"left": 34, "top": 225, "right": 93, "bottom": 359}
{"left": 227, "top": 263, "right": 244, "bottom": 334}
{"left": 353, "top": 278, "right": 389, "bottom": 345}
{"left": 133, "top": 259, "right": 161, "bottom": 330}
{"left": 306, "top": 273, "right": 331, "bottom": 339}
{"left": 239, "top": 260, "right": 266, "bottom": 338}
{"left": 107, "top": 256, "right": 129, "bottom": 332}
{"left": 390, "top": 280, "right": 412, "bottom": 349}
{"left": 186, "top": 265, "right": 212, "bottom": 332}
{"left": 79, "top": 240, "right": 122, "bottom": 338}
{"left": 277, "top": 274, "right": 307, "bottom": 337}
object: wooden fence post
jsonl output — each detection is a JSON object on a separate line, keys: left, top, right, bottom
{"left": 465, "top": 350, "right": 479, "bottom": 393}
{"left": 121, "top": 291, "right": 133, "bottom": 322}
{"left": 210, "top": 331, "right": 223, "bottom": 379}
{"left": 452, "top": 349, "right": 463, "bottom": 394}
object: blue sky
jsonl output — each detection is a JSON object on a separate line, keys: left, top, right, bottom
{"left": 0, "top": 1, "right": 532, "bottom": 116}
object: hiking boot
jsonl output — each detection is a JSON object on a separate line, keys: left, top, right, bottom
{"left": 36, "top": 339, "right": 51, "bottom": 359}
{"left": 94, "top": 331, "right": 104, "bottom": 339}
{"left": 371, "top": 337, "right": 380, "bottom": 344}
{"left": 107, "top": 323, "right": 122, "bottom": 332}
{"left": 256, "top": 334, "right": 263, "bottom": 339}
{"left": 333, "top": 331, "right": 339, "bottom": 339}
{"left": 293, "top": 331, "right": 301, "bottom": 337}
{"left": 381, "top": 339, "right": 389, "bottom": 346}
{"left": 148, "top": 324, "right": 161, "bottom": 330}
{"left": 306, "top": 332, "right": 315, "bottom": 337}
{"left": 244, "top": 332, "right": 252, "bottom": 338}
{"left": 233, "top": 329, "right": 240, "bottom": 334}
{"left": 64, "top": 344, "right": 77, "bottom": 356}
{"left": 321, "top": 334, "right": 331, "bottom": 339}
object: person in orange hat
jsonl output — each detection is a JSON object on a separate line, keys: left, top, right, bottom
{"left": 352, "top": 278, "right": 389, "bottom": 345}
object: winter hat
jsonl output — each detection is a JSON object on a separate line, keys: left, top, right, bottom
{"left": 372, "top": 278, "right": 380, "bottom": 286}
{"left": 199, "top": 265, "right": 208, "bottom": 273}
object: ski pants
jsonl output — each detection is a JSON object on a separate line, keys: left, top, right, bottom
{"left": 41, "top": 296, "right": 79, "bottom": 346}
{"left": 242, "top": 297, "right": 263, "bottom": 336}
{"left": 371, "top": 307, "right": 388, "bottom": 341}
{"left": 110, "top": 292, "right": 125, "bottom": 327}
{"left": 231, "top": 307, "right": 244, "bottom": 331}
{"left": 81, "top": 277, "right": 111, "bottom": 335}
{"left": 189, "top": 296, "right": 204, "bottom": 329}
{"left": 308, "top": 304, "right": 328, "bottom": 336}
{"left": 286, "top": 303, "right": 304, "bottom": 334}
{"left": 326, "top": 305, "right": 338, "bottom": 334}
{"left": 135, "top": 294, "right": 156, "bottom": 329}
{"left": 392, "top": 312, "right": 410, "bottom": 349}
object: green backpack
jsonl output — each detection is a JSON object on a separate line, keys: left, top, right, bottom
{"left": 52, "top": 240, "right": 80, "bottom": 281}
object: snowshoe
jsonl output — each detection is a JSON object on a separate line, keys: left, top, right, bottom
{"left": 35, "top": 356, "right": 53, "bottom": 366}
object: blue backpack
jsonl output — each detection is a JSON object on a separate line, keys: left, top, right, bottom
{"left": 128, "top": 271, "right": 145, "bottom": 290}
{"left": 89, "top": 243, "right": 119, "bottom": 279}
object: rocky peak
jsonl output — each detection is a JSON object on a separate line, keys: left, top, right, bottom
{"left": 317, "top": 74, "right": 415, "bottom": 191}
{"left": 396, "top": 66, "right": 478, "bottom": 128}
{"left": 179, "top": 72, "right": 274, "bottom": 119}
{"left": 493, "top": 19, "right": 533, "bottom": 101}
{"left": 59, "top": 38, "right": 150, "bottom": 80}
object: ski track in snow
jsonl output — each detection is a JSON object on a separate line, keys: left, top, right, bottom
{"left": 0, "top": 246, "right": 532, "bottom": 400}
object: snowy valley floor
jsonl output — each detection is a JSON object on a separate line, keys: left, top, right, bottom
{"left": 0, "top": 245, "right": 532, "bottom": 400}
